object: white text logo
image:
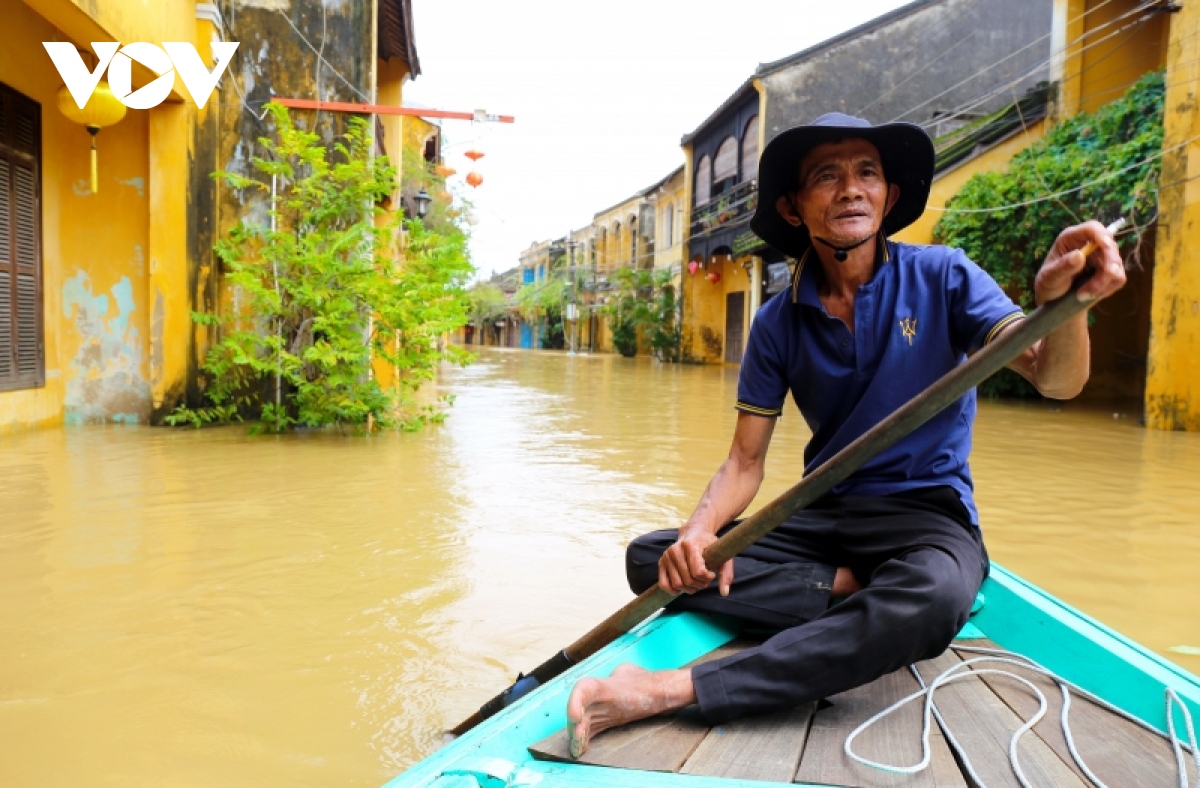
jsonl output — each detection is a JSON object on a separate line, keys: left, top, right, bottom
{"left": 43, "top": 42, "right": 240, "bottom": 110}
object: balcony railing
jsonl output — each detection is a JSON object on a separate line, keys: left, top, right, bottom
{"left": 689, "top": 179, "right": 757, "bottom": 239}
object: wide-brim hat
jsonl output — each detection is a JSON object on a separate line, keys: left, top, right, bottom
{"left": 750, "top": 112, "right": 935, "bottom": 259}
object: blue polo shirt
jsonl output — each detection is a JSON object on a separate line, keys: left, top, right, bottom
{"left": 736, "top": 240, "right": 1025, "bottom": 526}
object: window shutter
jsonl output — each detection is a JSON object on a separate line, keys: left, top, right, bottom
{"left": 741, "top": 116, "right": 759, "bottom": 182}
{"left": 0, "top": 82, "right": 42, "bottom": 391}
{"left": 696, "top": 156, "right": 712, "bottom": 206}
{"left": 713, "top": 137, "right": 738, "bottom": 184}
{"left": 0, "top": 156, "right": 11, "bottom": 381}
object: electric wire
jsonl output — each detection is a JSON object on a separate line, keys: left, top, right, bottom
{"left": 922, "top": 10, "right": 1161, "bottom": 136}
{"left": 516, "top": 0, "right": 1140, "bottom": 256}
{"left": 273, "top": 8, "right": 371, "bottom": 102}
{"left": 922, "top": 30, "right": 1200, "bottom": 218}
{"left": 897, "top": 0, "right": 1154, "bottom": 126}
{"left": 927, "top": 126, "right": 1195, "bottom": 215}
{"left": 911, "top": 0, "right": 1163, "bottom": 134}
{"left": 889, "top": 0, "right": 1160, "bottom": 126}
{"left": 853, "top": 0, "right": 992, "bottom": 115}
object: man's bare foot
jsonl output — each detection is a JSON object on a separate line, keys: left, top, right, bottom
{"left": 566, "top": 664, "right": 697, "bottom": 758}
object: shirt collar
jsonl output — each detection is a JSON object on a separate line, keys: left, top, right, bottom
{"left": 791, "top": 234, "right": 892, "bottom": 306}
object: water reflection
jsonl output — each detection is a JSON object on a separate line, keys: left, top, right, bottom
{"left": 0, "top": 348, "right": 1196, "bottom": 786}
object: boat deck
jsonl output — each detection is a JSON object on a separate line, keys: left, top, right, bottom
{"left": 529, "top": 637, "right": 1182, "bottom": 786}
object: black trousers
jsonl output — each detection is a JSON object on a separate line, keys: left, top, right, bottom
{"left": 625, "top": 487, "right": 989, "bottom": 724}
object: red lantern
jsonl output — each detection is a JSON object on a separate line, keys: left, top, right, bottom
{"left": 706, "top": 271, "right": 722, "bottom": 284}
{"left": 687, "top": 260, "right": 699, "bottom": 276}
{"left": 435, "top": 165, "right": 456, "bottom": 178}
{"left": 466, "top": 171, "right": 484, "bottom": 188}
{"left": 465, "top": 149, "right": 485, "bottom": 161}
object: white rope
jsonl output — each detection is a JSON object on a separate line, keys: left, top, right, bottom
{"left": 843, "top": 645, "right": 1199, "bottom": 788}
{"left": 1168, "top": 687, "right": 1200, "bottom": 788}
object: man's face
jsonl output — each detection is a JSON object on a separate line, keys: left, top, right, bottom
{"left": 776, "top": 138, "right": 900, "bottom": 247}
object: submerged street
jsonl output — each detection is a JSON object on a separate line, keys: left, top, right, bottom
{"left": 1, "top": 348, "right": 1198, "bottom": 786}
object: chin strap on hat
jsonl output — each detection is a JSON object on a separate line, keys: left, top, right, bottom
{"left": 812, "top": 233, "right": 876, "bottom": 262}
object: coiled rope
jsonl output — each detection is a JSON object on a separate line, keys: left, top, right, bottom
{"left": 843, "top": 645, "right": 1199, "bottom": 788}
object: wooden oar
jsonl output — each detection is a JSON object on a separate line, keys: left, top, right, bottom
{"left": 449, "top": 222, "right": 1122, "bottom": 738}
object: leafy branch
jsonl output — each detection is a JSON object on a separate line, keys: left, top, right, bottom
{"left": 168, "top": 103, "right": 472, "bottom": 432}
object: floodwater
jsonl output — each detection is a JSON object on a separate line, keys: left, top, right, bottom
{"left": 1, "top": 348, "right": 1197, "bottom": 786}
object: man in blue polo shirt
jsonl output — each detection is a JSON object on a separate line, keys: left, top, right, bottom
{"left": 565, "top": 113, "right": 1126, "bottom": 756}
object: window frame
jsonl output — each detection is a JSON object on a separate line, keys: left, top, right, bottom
{"left": 0, "top": 81, "right": 44, "bottom": 392}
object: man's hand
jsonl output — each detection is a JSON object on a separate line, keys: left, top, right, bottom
{"left": 658, "top": 525, "right": 734, "bottom": 597}
{"left": 1035, "top": 220, "right": 1125, "bottom": 306}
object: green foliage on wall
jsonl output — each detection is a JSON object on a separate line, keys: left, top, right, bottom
{"left": 516, "top": 276, "right": 568, "bottom": 349}
{"left": 935, "top": 71, "right": 1164, "bottom": 397}
{"left": 168, "top": 104, "right": 472, "bottom": 433}
{"left": 466, "top": 282, "right": 508, "bottom": 343}
{"left": 602, "top": 267, "right": 681, "bottom": 361}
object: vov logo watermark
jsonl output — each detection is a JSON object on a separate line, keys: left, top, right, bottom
{"left": 43, "top": 42, "right": 240, "bottom": 110}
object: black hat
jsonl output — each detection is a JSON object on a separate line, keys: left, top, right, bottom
{"left": 750, "top": 112, "right": 935, "bottom": 259}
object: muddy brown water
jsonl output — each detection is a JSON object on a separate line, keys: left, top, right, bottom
{"left": 1, "top": 348, "right": 1197, "bottom": 786}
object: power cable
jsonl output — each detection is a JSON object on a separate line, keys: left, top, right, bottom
{"left": 920, "top": 5, "right": 1161, "bottom": 132}
{"left": 274, "top": 8, "right": 371, "bottom": 102}
{"left": 889, "top": 0, "right": 1159, "bottom": 125}
{"left": 854, "top": 0, "right": 992, "bottom": 115}
{"left": 929, "top": 128, "right": 1194, "bottom": 215}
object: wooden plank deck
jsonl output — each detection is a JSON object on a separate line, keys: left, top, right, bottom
{"left": 914, "top": 650, "right": 1087, "bottom": 788}
{"left": 529, "top": 638, "right": 1177, "bottom": 785}
{"left": 794, "top": 667, "right": 965, "bottom": 787}
{"left": 953, "top": 640, "right": 1182, "bottom": 787}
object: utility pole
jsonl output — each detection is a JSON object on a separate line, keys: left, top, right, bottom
{"left": 566, "top": 238, "right": 579, "bottom": 355}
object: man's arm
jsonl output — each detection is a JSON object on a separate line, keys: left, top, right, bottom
{"left": 658, "top": 411, "right": 775, "bottom": 597}
{"left": 1006, "top": 220, "right": 1126, "bottom": 398}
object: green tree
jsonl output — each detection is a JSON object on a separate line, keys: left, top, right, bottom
{"left": 168, "top": 103, "right": 472, "bottom": 432}
{"left": 601, "top": 267, "right": 681, "bottom": 361}
{"left": 934, "top": 71, "right": 1163, "bottom": 397}
{"left": 466, "top": 282, "right": 508, "bottom": 344}
{"left": 516, "top": 275, "right": 568, "bottom": 350}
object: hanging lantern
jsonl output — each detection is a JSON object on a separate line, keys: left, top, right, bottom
{"left": 466, "top": 171, "right": 484, "bottom": 188}
{"left": 57, "top": 81, "right": 126, "bottom": 194}
{"left": 434, "top": 164, "right": 457, "bottom": 178}
{"left": 464, "top": 149, "right": 485, "bottom": 162}
{"left": 687, "top": 260, "right": 699, "bottom": 276}
{"left": 706, "top": 271, "right": 722, "bottom": 284}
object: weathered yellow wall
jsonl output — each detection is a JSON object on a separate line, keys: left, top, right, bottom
{"left": 681, "top": 256, "right": 751, "bottom": 364}
{"left": 377, "top": 57, "right": 408, "bottom": 197}
{"left": 653, "top": 169, "right": 686, "bottom": 274}
{"left": 23, "top": 0, "right": 197, "bottom": 101}
{"left": 592, "top": 195, "right": 647, "bottom": 355}
{"left": 893, "top": 121, "right": 1048, "bottom": 247}
{"left": 377, "top": 55, "right": 436, "bottom": 200}
{"left": 2, "top": 0, "right": 173, "bottom": 431}
{"left": 148, "top": 101, "right": 191, "bottom": 418}
{"left": 1145, "top": 0, "right": 1200, "bottom": 430}
{"left": 1056, "top": 0, "right": 1167, "bottom": 118}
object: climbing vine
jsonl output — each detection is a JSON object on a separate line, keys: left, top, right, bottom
{"left": 935, "top": 71, "right": 1164, "bottom": 396}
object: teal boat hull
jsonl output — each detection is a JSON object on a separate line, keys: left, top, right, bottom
{"left": 385, "top": 564, "right": 1200, "bottom": 788}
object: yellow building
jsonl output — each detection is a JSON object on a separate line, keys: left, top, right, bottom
{"left": 511, "top": 165, "right": 684, "bottom": 357}
{"left": 588, "top": 183, "right": 656, "bottom": 354}
{"left": 679, "top": 81, "right": 769, "bottom": 365}
{"left": 0, "top": 0, "right": 421, "bottom": 433}
{"left": 899, "top": 0, "right": 1170, "bottom": 408}
{"left": 1145, "top": 0, "right": 1200, "bottom": 429}
{"left": 650, "top": 166, "right": 686, "bottom": 274}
